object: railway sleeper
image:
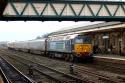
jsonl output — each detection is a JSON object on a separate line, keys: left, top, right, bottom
{"left": 5, "top": 53, "right": 84, "bottom": 83}
{"left": 117, "top": 76, "right": 125, "bottom": 82}
{"left": 98, "top": 77, "right": 119, "bottom": 83}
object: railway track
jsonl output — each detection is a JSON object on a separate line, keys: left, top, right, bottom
{"left": 0, "top": 67, "right": 9, "bottom": 83}
{"left": 0, "top": 55, "right": 35, "bottom": 83}
{"left": 5, "top": 54, "right": 87, "bottom": 83}
{"left": 76, "top": 66, "right": 125, "bottom": 83}
{"left": 94, "top": 63, "right": 125, "bottom": 74}
{"left": 1, "top": 49, "right": 125, "bottom": 83}
{"left": 0, "top": 51, "right": 87, "bottom": 83}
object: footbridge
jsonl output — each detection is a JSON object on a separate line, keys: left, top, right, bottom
{"left": 0, "top": 0, "right": 125, "bottom": 21}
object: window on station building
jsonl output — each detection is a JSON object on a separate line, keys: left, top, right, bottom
{"left": 102, "top": 33, "right": 109, "bottom": 46}
{"left": 94, "top": 35, "right": 99, "bottom": 46}
{"left": 111, "top": 33, "right": 117, "bottom": 46}
{"left": 123, "top": 32, "right": 125, "bottom": 47}
{"left": 112, "top": 36, "right": 115, "bottom": 46}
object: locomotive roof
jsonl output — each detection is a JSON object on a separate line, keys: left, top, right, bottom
{"left": 49, "top": 34, "right": 78, "bottom": 41}
{"left": 50, "top": 22, "right": 124, "bottom": 36}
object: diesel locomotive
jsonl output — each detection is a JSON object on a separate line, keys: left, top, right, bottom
{"left": 7, "top": 34, "right": 93, "bottom": 62}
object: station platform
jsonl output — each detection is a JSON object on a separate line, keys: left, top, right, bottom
{"left": 93, "top": 54, "right": 125, "bottom": 65}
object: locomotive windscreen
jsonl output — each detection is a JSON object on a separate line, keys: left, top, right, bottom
{"left": 75, "top": 36, "right": 91, "bottom": 44}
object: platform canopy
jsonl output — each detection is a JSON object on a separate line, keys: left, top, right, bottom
{"left": 49, "top": 22, "right": 124, "bottom": 36}
{"left": 1, "top": 0, "right": 125, "bottom": 21}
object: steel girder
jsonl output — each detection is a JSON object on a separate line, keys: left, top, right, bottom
{"left": 1, "top": 0, "right": 125, "bottom": 21}
{"left": 0, "top": 0, "right": 7, "bottom": 16}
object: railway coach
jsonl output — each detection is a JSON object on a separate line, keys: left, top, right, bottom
{"left": 7, "top": 42, "right": 15, "bottom": 50}
{"left": 28, "top": 39, "right": 46, "bottom": 55}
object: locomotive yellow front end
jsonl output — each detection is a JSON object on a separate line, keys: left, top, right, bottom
{"left": 74, "top": 44, "right": 92, "bottom": 57}
{"left": 74, "top": 35, "right": 93, "bottom": 60}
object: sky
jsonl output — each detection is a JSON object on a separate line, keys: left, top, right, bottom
{"left": 0, "top": 21, "right": 102, "bottom": 42}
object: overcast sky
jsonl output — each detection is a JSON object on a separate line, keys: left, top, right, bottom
{"left": 0, "top": 21, "right": 103, "bottom": 42}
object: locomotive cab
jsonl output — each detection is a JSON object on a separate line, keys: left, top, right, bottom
{"left": 74, "top": 35, "right": 92, "bottom": 59}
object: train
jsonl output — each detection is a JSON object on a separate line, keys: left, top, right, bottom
{"left": 7, "top": 34, "right": 93, "bottom": 62}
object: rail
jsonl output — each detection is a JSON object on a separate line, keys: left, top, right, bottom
{"left": 0, "top": 56, "right": 35, "bottom": 83}
{"left": 1, "top": 49, "right": 125, "bottom": 83}
{"left": 0, "top": 67, "right": 10, "bottom": 83}
{"left": 6, "top": 54, "right": 87, "bottom": 83}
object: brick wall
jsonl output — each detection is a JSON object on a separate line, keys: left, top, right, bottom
{"left": 91, "top": 30, "right": 125, "bottom": 55}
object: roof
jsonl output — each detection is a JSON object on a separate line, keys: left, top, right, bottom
{"left": 57, "top": 22, "right": 102, "bottom": 31}
{"left": 49, "top": 34, "right": 78, "bottom": 41}
{"left": 50, "top": 22, "right": 123, "bottom": 36}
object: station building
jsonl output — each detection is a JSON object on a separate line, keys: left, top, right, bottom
{"left": 50, "top": 22, "right": 125, "bottom": 56}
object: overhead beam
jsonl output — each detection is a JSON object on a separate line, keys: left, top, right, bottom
{"left": 1, "top": 0, "right": 125, "bottom": 21}
{"left": 0, "top": 0, "right": 7, "bottom": 16}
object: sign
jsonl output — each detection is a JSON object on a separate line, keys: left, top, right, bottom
{"left": 102, "top": 36, "right": 109, "bottom": 39}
